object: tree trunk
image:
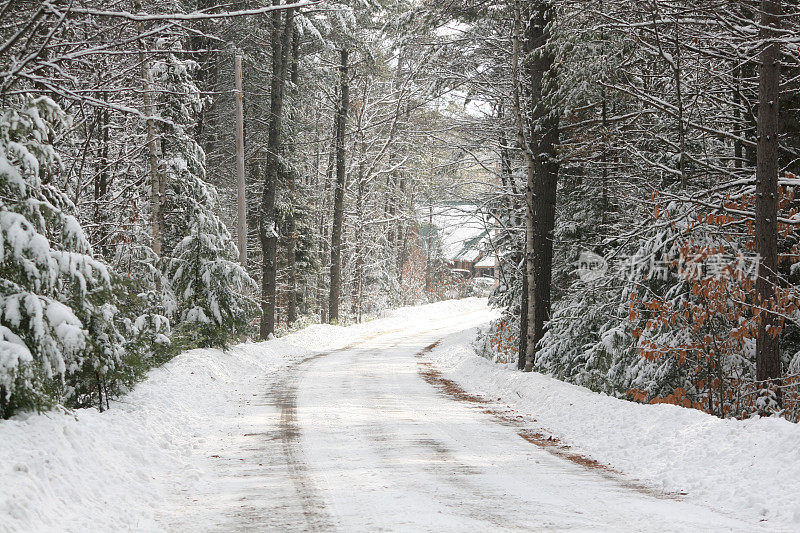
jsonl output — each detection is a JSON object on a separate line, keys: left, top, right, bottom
{"left": 425, "top": 203, "right": 433, "bottom": 295}
{"left": 259, "top": 4, "right": 294, "bottom": 339}
{"left": 319, "top": 113, "right": 335, "bottom": 324}
{"left": 134, "top": 4, "right": 165, "bottom": 258}
{"left": 286, "top": 30, "right": 300, "bottom": 325}
{"left": 317, "top": 102, "right": 334, "bottom": 323}
{"left": 511, "top": 0, "right": 536, "bottom": 372}
{"left": 396, "top": 189, "right": 409, "bottom": 291}
{"left": 350, "top": 119, "right": 367, "bottom": 321}
{"left": 328, "top": 48, "right": 349, "bottom": 323}
{"left": 524, "top": 1, "right": 559, "bottom": 372}
{"left": 94, "top": 90, "right": 110, "bottom": 257}
{"left": 189, "top": 0, "right": 219, "bottom": 153}
{"left": 523, "top": 161, "right": 537, "bottom": 371}
{"left": 518, "top": 259, "right": 528, "bottom": 370}
{"left": 754, "top": 0, "right": 782, "bottom": 400}
{"left": 351, "top": 177, "right": 365, "bottom": 320}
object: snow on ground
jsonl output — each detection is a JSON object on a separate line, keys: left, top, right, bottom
{"left": 0, "top": 298, "right": 485, "bottom": 532}
{"left": 293, "top": 308, "right": 762, "bottom": 532}
{"left": 3, "top": 297, "right": 799, "bottom": 531}
{"left": 428, "top": 324, "right": 800, "bottom": 531}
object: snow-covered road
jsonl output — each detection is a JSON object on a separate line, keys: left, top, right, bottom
{"left": 5, "top": 299, "right": 791, "bottom": 531}
{"left": 168, "top": 306, "right": 761, "bottom": 532}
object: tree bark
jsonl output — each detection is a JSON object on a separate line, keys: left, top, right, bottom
{"left": 754, "top": 0, "right": 782, "bottom": 397}
{"left": 510, "top": 0, "right": 535, "bottom": 371}
{"left": 94, "top": 90, "right": 110, "bottom": 257}
{"left": 518, "top": 261, "right": 528, "bottom": 370}
{"left": 318, "top": 112, "right": 335, "bottom": 324}
{"left": 498, "top": 105, "right": 526, "bottom": 370}
{"left": 350, "top": 108, "right": 367, "bottom": 321}
{"left": 286, "top": 30, "right": 300, "bottom": 325}
{"left": 328, "top": 48, "right": 349, "bottom": 323}
{"left": 259, "top": 4, "right": 294, "bottom": 339}
{"left": 134, "top": 3, "right": 165, "bottom": 258}
{"left": 524, "top": 1, "right": 559, "bottom": 372}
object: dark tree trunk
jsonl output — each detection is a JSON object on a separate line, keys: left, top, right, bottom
{"left": 94, "top": 91, "right": 110, "bottom": 257}
{"left": 96, "top": 372, "right": 104, "bottom": 413}
{"left": 518, "top": 268, "right": 528, "bottom": 370}
{"left": 351, "top": 125, "right": 367, "bottom": 321}
{"left": 394, "top": 175, "right": 408, "bottom": 288}
{"left": 189, "top": 0, "right": 219, "bottom": 152}
{"left": 259, "top": 4, "right": 295, "bottom": 339}
{"left": 754, "top": 0, "right": 782, "bottom": 398}
{"left": 511, "top": 1, "right": 535, "bottom": 372}
{"left": 524, "top": 1, "right": 559, "bottom": 372}
{"left": 286, "top": 30, "right": 301, "bottom": 326}
{"left": 523, "top": 159, "right": 536, "bottom": 371}
{"left": 328, "top": 48, "right": 349, "bottom": 323}
{"left": 424, "top": 204, "right": 432, "bottom": 295}
{"left": 733, "top": 65, "right": 744, "bottom": 170}
{"left": 351, "top": 175, "right": 365, "bottom": 320}
{"left": 319, "top": 114, "right": 335, "bottom": 324}
{"left": 497, "top": 106, "right": 525, "bottom": 368}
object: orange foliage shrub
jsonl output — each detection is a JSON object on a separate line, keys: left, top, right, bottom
{"left": 627, "top": 176, "right": 800, "bottom": 420}
{"left": 486, "top": 319, "right": 519, "bottom": 364}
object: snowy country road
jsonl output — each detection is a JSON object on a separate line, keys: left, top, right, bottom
{"left": 165, "top": 305, "right": 762, "bottom": 532}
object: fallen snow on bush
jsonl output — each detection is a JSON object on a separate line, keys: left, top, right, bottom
{"left": 428, "top": 328, "right": 800, "bottom": 531}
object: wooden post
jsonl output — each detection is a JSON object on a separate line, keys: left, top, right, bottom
{"left": 235, "top": 53, "right": 247, "bottom": 265}
{"left": 134, "top": 0, "right": 165, "bottom": 258}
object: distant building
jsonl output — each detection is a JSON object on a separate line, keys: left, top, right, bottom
{"left": 474, "top": 254, "right": 497, "bottom": 279}
{"left": 425, "top": 203, "right": 498, "bottom": 280}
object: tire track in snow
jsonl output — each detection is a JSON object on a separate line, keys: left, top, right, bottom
{"left": 260, "top": 330, "right": 403, "bottom": 531}
{"left": 269, "top": 351, "right": 337, "bottom": 531}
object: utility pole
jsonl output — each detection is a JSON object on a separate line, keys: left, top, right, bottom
{"left": 134, "top": 0, "right": 165, "bottom": 258}
{"left": 235, "top": 53, "right": 247, "bottom": 265}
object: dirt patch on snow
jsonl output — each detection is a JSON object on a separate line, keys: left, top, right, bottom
{"left": 416, "top": 346, "right": 681, "bottom": 501}
{"left": 417, "top": 365, "right": 489, "bottom": 404}
{"left": 415, "top": 340, "right": 441, "bottom": 356}
{"left": 516, "top": 429, "right": 606, "bottom": 469}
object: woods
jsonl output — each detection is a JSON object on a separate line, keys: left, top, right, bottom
{"left": 1, "top": 0, "right": 799, "bottom": 425}
{"left": 0, "top": 0, "right": 467, "bottom": 417}
{"left": 463, "top": 0, "right": 800, "bottom": 420}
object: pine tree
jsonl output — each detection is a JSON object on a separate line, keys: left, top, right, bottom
{"left": 0, "top": 96, "right": 118, "bottom": 416}
{"left": 151, "top": 48, "right": 258, "bottom": 348}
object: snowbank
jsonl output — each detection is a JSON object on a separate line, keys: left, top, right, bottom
{"left": 428, "top": 328, "right": 800, "bottom": 530}
{"left": 0, "top": 298, "right": 487, "bottom": 532}
{"left": 8, "top": 296, "right": 789, "bottom": 531}
{"left": 0, "top": 340, "right": 307, "bottom": 531}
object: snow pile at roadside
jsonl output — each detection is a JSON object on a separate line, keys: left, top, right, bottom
{"left": 0, "top": 298, "right": 488, "bottom": 532}
{"left": 428, "top": 329, "right": 800, "bottom": 530}
{"left": 0, "top": 339, "right": 312, "bottom": 532}
{"left": 286, "top": 297, "right": 489, "bottom": 353}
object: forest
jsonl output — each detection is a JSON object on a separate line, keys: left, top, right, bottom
{"left": 1, "top": 0, "right": 799, "bottom": 427}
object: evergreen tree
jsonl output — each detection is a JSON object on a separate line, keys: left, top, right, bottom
{"left": 152, "top": 48, "right": 258, "bottom": 348}
{"left": 0, "top": 96, "right": 119, "bottom": 415}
